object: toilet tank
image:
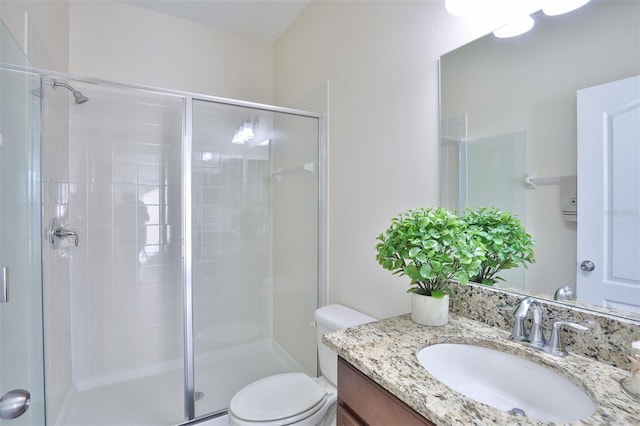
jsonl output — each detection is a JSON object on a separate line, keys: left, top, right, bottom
{"left": 314, "top": 304, "right": 376, "bottom": 385}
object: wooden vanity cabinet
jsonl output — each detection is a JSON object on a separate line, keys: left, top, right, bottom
{"left": 337, "top": 357, "right": 435, "bottom": 426}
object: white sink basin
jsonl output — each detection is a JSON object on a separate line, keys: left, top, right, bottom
{"left": 416, "top": 343, "right": 596, "bottom": 422}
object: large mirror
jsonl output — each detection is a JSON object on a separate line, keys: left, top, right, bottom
{"left": 439, "top": 0, "right": 640, "bottom": 319}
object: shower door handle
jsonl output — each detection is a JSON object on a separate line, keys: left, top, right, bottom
{"left": 0, "top": 267, "right": 7, "bottom": 303}
{"left": 0, "top": 389, "right": 30, "bottom": 420}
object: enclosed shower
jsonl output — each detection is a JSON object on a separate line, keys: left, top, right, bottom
{"left": 1, "top": 19, "right": 323, "bottom": 426}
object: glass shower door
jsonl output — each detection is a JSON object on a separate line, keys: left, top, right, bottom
{"left": 190, "top": 100, "right": 319, "bottom": 418}
{"left": 0, "top": 22, "right": 46, "bottom": 426}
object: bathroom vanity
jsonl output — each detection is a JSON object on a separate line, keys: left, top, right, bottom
{"left": 325, "top": 314, "right": 640, "bottom": 425}
{"left": 337, "top": 357, "right": 433, "bottom": 426}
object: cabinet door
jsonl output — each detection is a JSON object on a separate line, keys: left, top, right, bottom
{"left": 337, "top": 358, "right": 434, "bottom": 426}
{"left": 337, "top": 403, "right": 364, "bottom": 426}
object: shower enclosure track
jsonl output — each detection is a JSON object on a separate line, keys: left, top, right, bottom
{"left": 39, "top": 68, "right": 320, "bottom": 119}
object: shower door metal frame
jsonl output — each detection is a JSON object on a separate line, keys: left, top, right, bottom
{"left": 182, "top": 96, "right": 195, "bottom": 420}
{"left": 38, "top": 69, "right": 323, "bottom": 424}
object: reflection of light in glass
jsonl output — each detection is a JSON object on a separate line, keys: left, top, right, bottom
{"left": 141, "top": 245, "right": 160, "bottom": 264}
{"left": 232, "top": 120, "right": 257, "bottom": 144}
{"left": 242, "top": 122, "right": 254, "bottom": 140}
{"left": 259, "top": 139, "right": 270, "bottom": 146}
{"left": 202, "top": 152, "right": 213, "bottom": 161}
{"left": 139, "top": 187, "right": 160, "bottom": 265}
{"left": 232, "top": 125, "right": 245, "bottom": 144}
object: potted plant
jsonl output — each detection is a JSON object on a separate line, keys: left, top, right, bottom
{"left": 375, "top": 207, "right": 486, "bottom": 326}
{"left": 461, "top": 207, "right": 535, "bottom": 286}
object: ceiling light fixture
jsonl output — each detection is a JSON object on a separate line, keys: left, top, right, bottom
{"left": 493, "top": 15, "right": 535, "bottom": 38}
{"left": 444, "top": 0, "right": 475, "bottom": 16}
{"left": 542, "top": 0, "right": 590, "bottom": 16}
{"left": 444, "top": 0, "right": 591, "bottom": 39}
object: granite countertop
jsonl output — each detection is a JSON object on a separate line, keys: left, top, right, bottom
{"left": 323, "top": 314, "right": 640, "bottom": 425}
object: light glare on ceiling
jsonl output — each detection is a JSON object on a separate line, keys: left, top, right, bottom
{"left": 493, "top": 15, "right": 535, "bottom": 38}
{"left": 543, "top": 0, "right": 590, "bottom": 16}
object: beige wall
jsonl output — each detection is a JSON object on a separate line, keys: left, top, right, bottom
{"left": 0, "top": 0, "right": 69, "bottom": 70}
{"left": 274, "top": 1, "right": 492, "bottom": 319}
{"left": 68, "top": 1, "right": 274, "bottom": 103}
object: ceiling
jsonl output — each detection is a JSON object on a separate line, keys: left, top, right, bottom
{"left": 122, "top": 0, "right": 311, "bottom": 43}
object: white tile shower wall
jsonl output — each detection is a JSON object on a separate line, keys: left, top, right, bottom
{"left": 67, "top": 87, "right": 183, "bottom": 380}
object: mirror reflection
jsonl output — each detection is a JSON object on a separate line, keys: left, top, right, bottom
{"left": 439, "top": 0, "right": 640, "bottom": 317}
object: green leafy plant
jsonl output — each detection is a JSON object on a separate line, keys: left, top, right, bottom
{"left": 375, "top": 207, "right": 486, "bottom": 298}
{"left": 462, "top": 207, "right": 535, "bottom": 286}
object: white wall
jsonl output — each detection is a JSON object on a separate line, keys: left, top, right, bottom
{"left": 274, "top": 1, "right": 494, "bottom": 319}
{"left": 68, "top": 1, "right": 274, "bottom": 103}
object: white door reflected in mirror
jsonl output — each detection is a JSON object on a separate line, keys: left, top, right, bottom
{"left": 577, "top": 75, "right": 640, "bottom": 313}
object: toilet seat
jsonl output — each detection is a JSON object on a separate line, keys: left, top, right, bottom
{"left": 229, "top": 372, "right": 329, "bottom": 425}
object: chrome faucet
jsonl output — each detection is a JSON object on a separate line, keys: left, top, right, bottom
{"left": 545, "top": 321, "right": 588, "bottom": 357}
{"left": 510, "top": 297, "right": 546, "bottom": 348}
{"left": 510, "top": 296, "right": 588, "bottom": 356}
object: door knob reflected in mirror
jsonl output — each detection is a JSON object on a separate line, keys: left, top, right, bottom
{"left": 580, "top": 260, "right": 595, "bottom": 272}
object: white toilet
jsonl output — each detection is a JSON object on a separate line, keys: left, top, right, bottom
{"left": 228, "top": 304, "right": 376, "bottom": 426}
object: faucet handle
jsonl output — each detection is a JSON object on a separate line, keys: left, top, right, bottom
{"left": 545, "top": 320, "right": 588, "bottom": 357}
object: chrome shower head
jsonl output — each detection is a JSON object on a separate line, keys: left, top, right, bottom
{"left": 51, "top": 79, "right": 89, "bottom": 105}
{"left": 72, "top": 90, "right": 89, "bottom": 105}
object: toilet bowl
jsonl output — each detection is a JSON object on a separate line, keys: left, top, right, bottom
{"left": 228, "top": 304, "right": 376, "bottom": 426}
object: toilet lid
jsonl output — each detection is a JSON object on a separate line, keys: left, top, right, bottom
{"left": 230, "top": 373, "right": 327, "bottom": 422}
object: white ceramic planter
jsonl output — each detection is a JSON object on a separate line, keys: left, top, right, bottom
{"left": 411, "top": 293, "right": 449, "bottom": 326}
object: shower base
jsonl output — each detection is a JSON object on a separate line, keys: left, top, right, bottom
{"left": 57, "top": 339, "right": 303, "bottom": 426}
